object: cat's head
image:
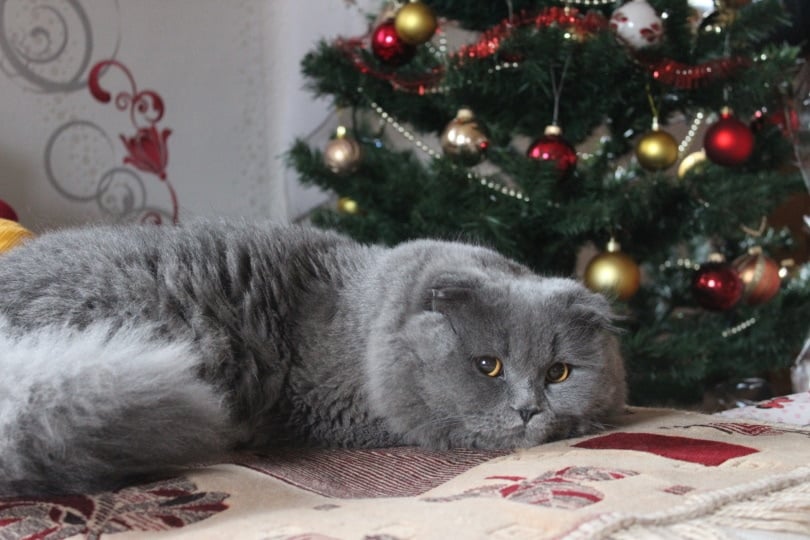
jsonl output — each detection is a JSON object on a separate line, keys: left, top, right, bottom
{"left": 364, "top": 241, "right": 626, "bottom": 450}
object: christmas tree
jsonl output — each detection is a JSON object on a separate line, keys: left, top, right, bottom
{"left": 288, "top": 0, "right": 810, "bottom": 406}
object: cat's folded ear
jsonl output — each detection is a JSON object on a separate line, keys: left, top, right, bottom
{"left": 567, "top": 288, "right": 623, "bottom": 334}
{"left": 427, "top": 287, "right": 472, "bottom": 312}
{"left": 422, "top": 274, "right": 480, "bottom": 313}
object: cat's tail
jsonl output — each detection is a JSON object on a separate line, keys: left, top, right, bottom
{"left": 0, "top": 320, "right": 234, "bottom": 496}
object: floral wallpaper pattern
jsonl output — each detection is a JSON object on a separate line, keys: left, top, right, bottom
{"left": 0, "top": 0, "right": 178, "bottom": 223}
{"left": 1, "top": 1, "right": 373, "bottom": 228}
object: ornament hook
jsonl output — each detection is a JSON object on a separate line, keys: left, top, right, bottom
{"left": 550, "top": 54, "right": 572, "bottom": 126}
{"left": 739, "top": 216, "right": 768, "bottom": 238}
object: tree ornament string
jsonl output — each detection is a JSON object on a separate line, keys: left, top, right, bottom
{"left": 739, "top": 216, "right": 768, "bottom": 238}
{"left": 645, "top": 83, "right": 659, "bottom": 121}
{"left": 504, "top": 0, "right": 514, "bottom": 20}
{"left": 635, "top": 84, "right": 679, "bottom": 170}
{"left": 526, "top": 53, "right": 578, "bottom": 175}
{"left": 550, "top": 54, "right": 572, "bottom": 127}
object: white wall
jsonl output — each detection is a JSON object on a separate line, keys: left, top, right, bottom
{"left": 0, "top": 0, "right": 375, "bottom": 231}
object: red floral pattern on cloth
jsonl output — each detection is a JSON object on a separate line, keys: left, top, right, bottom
{"left": 756, "top": 396, "right": 793, "bottom": 409}
{"left": 572, "top": 432, "right": 758, "bottom": 466}
{"left": 668, "top": 421, "right": 810, "bottom": 438}
{"left": 662, "top": 485, "right": 695, "bottom": 496}
{"left": 0, "top": 477, "right": 229, "bottom": 539}
{"left": 716, "top": 391, "right": 810, "bottom": 426}
{"left": 423, "top": 466, "right": 637, "bottom": 509}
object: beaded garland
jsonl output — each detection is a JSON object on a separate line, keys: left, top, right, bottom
{"left": 358, "top": 88, "right": 531, "bottom": 203}
{"left": 563, "top": 0, "right": 618, "bottom": 5}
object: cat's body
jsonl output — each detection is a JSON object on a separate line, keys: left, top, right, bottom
{"left": 0, "top": 220, "right": 625, "bottom": 496}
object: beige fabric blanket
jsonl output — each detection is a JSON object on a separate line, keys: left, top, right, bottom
{"left": 2, "top": 404, "right": 808, "bottom": 539}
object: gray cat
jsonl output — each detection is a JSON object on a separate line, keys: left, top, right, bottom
{"left": 0, "top": 220, "right": 625, "bottom": 496}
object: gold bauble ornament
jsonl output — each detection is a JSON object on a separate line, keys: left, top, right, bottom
{"left": 678, "top": 150, "right": 707, "bottom": 179}
{"left": 635, "top": 119, "right": 679, "bottom": 171}
{"left": 583, "top": 238, "right": 641, "bottom": 301}
{"left": 732, "top": 246, "right": 781, "bottom": 305}
{"left": 324, "top": 126, "right": 362, "bottom": 175}
{"left": 0, "top": 218, "right": 34, "bottom": 254}
{"left": 440, "top": 108, "right": 489, "bottom": 165}
{"left": 337, "top": 197, "right": 359, "bottom": 215}
{"left": 394, "top": 0, "right": 438, "bottom": 45}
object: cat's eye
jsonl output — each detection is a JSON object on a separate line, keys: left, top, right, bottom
{"left": 546, "top": 362, "right": 570, "bottom": 384}
{"left": 473, "top": 356, "right": 503, "bottom": 378}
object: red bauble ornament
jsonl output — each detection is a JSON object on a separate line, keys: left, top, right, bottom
{"left": 0, "top": 198, "right": 18, "bottom": 222}
{"left": 371, "top": 21, "right": 416, "bottom": 67}
{"left": 751, "top": 106, "right": 801, "bottom": 138}
{"left": 703, "top": 107, "right": 755, "bottom": 167}
{"left": 692, "top": 259, "right": 744, "bottom": 311}
{"left": 527, "top": 125, "right": 577, "bottom": 176}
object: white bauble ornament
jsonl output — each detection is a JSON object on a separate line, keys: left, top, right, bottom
{"left": 610, "top": 0, "right": 664, "bottom": 50}
{"left": 687, "top": 0, "right": 715, "bottom": 16}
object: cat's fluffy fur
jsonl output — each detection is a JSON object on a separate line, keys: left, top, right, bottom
{"left": 0, "top": 220, "right": 625, "bottom": 496}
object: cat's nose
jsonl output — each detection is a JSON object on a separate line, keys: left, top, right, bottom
{"left": 518, "top": 407, "right": 540, "bottom": 423}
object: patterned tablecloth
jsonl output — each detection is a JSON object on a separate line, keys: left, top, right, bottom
{"left": 716, "top": 391, "right": 810, "bottom": 425}
{"left": 1, "top": 394, "right": 808, "bottom": 540}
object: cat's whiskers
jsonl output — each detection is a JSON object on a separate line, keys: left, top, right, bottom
{"left": 401, "top": 413, "right": 468, "bottom": 441}
{"left": 401, "top": 409, "right": 536, "bottom": 449}
{"left": 407, "top": 414, "right": 466, "bottom": 430}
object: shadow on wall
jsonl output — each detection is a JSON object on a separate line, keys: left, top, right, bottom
{"left": 0, "top": 148, "right": 36, "bottom": 227}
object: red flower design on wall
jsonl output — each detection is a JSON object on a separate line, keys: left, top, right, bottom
{"left": 88, "top": 60, "right": 178, "bottom": 223}
{"left": 120, "top": 126, "right": 172, "bottom": 180}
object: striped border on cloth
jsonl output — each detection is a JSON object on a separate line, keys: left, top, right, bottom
{"left": 237, "top": 447, "right": 508, "bottom": 499}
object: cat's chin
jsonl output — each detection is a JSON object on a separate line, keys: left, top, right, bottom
{"left": 494, "top": 430, "right": 558, "bottom": 450}
{"left": 397, "top": 414, "right": 561, "bottom": 451}
{"left": 467, "top": 416, "right": 604, "bottom": 450}
{"left": 396, "top": 421, "right": 531, "bottom": 451}
{"left": 393, "top": 410, "right": 604, "bottom": 451}
{"left": 444, "top": 423, "right": 557, "bottom": 451}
